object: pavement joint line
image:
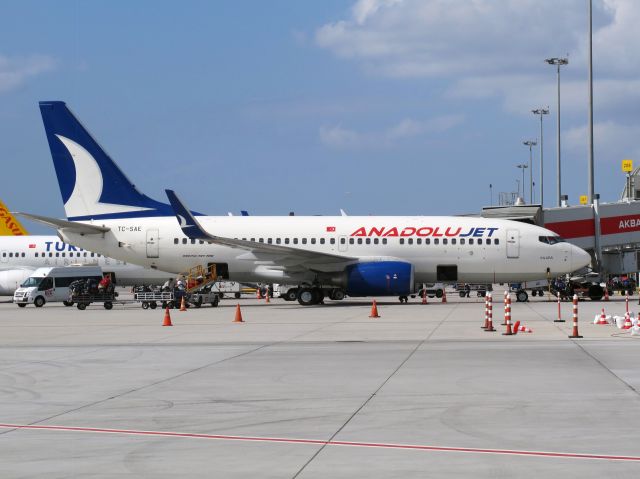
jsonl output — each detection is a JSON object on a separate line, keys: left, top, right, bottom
{"left": 0, "top": 308, "right": 357, "bottom": 438}
{"left": 291, "top": 304, "right": 459, "bottom": 479}
{"left": 1, "top": 423, "right": 639, "bottom": 462}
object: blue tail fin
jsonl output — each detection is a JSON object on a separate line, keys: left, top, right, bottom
{"left": 39, "top": 101, "right": 174, "bottom": 220}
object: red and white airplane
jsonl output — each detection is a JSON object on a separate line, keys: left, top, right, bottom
{"left": 20, "top": 101, "right": 591, "bottom": 305}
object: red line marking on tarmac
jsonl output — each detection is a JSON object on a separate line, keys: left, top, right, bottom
{"left": 1, "top": 423, "right": 639, "bottom": 462}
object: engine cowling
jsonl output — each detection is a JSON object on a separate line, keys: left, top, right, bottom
{"left": 344, "top": 261, "right": 414, "bottom": 297}
{"left": 0, "top": 269, "right": 34, "bottom": 295}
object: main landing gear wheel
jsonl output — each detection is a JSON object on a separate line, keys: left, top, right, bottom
{"left": 297, "top": 289, "right": 315, "bottom": 306}
{"left": 330, "top": 289, "right": 345, "bottom": 301}
{"left": 516, "top": 290, "right": 528, "bottom": 303}
{"left": 285, "top": 289, "right": 298, "bottom": 301}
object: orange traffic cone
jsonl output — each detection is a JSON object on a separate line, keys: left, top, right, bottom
{"left": 256, "top": 288, "right": 262, "bottom": 299}
{"left": 162, "top": 307, "right": 173, "bottom": 327}
{"left": 502, "top": 293, "right": 513, "bottom": 335}
{"left": 595, "top": 308, "right": 608, "bottom": 325}
{"left": 179, "top": 295, "right": 187, "bottom": 312}
{"left": 422, "top": 289, "right": 427, "bottom": 305}
{"left": 369, "top": 300, "right": 380, "bottom": 318}
{"left": 604, "top": 287, "right": 610, "bottom": 301}
{"left": 569, "top": 294, "right": 583, "bottom": 338}
{"left": 441, "top": 288, "right": 447, "bottom": 303}
{"left": 233, "top": 304, "right": 244, "bottom": 323}
{"left": 265, "top": 290, "right": 270, "bottom": 303}
{"left": 513, "top": 320, "right": 533, "bottom": 334}
{"left": 485, "top": 293, "right": 495, "bottom": 332}
{"left": 622, "top": 312, "right": 633, "bottom": 330}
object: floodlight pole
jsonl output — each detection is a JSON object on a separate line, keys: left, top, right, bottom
{"left": 532, "top": 108, "right": 549, "bottom": 206}
{"left": 522, "top": 141, "right": 536, "bottom": 204}
{"left": 545, "top": 57, "right": 569, "bottom": 207}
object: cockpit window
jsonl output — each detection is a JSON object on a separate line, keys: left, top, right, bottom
{"left": 538, "top": 235, "right": 565, "bottom": 245}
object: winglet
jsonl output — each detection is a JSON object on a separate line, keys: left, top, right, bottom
{"left": 165, "top": 190, "right": 213, "bottom": 240}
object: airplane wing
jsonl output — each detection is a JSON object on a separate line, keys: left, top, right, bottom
{"left": 14, "top": 212, "right": 110, "bottom": 235}
{"left": 165, "top": 190, "right": 355, "bottom": 267}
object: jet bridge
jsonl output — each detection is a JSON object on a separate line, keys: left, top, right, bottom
{"left": 482, "top": 200, "right": 640, "bottom": 275}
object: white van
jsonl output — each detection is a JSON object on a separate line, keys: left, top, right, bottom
{"left": 13, "top": 266, "right": 103, "bottom": 307}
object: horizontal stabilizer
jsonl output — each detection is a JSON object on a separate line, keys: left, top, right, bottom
{"left": 14, "top": 212, "right": 110, "bottom": 235}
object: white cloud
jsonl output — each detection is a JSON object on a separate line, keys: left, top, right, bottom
{"left": 0, "top": 54, "right": 55, "bottom": 93}
{"left": 319, "top": 114, "right": 464, "bottom": 149}
{"left": 564, "top": 120, "right": 640, "bottom": 164}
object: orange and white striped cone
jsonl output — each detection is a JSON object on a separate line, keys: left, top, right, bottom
{"left": 569, "top": 294, "right": 582, "bottom": 338}
{"left": 554, "top": 293, "right": 564, "bottom": 322}
{"left": 265, "top": 290, "right": 270, "bottom": 303}
{"left": 256, "top": 288, "right": 262, "bottom": 300}
{"left": 482, "top": 294, "right": 489, "bottom": 329}
{"left": 604, "top": 287, "right": 610, "bottom": 302}
{"left": 485, "top": 293, "right": 495, "bottom": 332}
{"left": 502, "top": 291, "right": 508, "bottom": 325}
{"left": 422, "top": 289, "right": 427, "bottom": 305}
{"left": 502, "top": 293, "right": 513, "bottom": 335}
{"left": 622, "top": 311, "right": 633, "bottom": 330}
{"left": 595, "top": 308, "right": 609, "bottom": 325}
{"left": 513, "top": 321, "right": 533, "bottom": 333}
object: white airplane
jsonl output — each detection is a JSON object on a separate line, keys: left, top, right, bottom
{"left": 0, "top": 199, "right": 174, "bottom": 295}
{"left": 21, "top": 101, "right": 591, "bottom": 305}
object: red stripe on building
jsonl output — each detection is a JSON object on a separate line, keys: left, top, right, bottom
{"left": 544, "top": 219, "right": 595, "bottom": 239}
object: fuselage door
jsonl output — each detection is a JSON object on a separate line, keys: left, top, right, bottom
{"left": 506, "top": 229, "right": 519, "bottom": 258}
{"left": 146, "top": 229, "right": 159, "bottom": 258}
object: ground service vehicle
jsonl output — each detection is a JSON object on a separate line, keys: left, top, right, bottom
{"left": 510, "top": 279, "right": 549, "bottom": 302}
{"left": 13, "top": 266, "right": 103, "bottom": 307}
{"left": 416, "top": 283, "right": 445, "bottom": 299}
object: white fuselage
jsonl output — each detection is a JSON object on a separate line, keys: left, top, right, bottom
{"left": 55, "top": 216, "right": 589, "bottom": 290}
{"left": 0, "top": 235, "right": 174, "bottom": 295}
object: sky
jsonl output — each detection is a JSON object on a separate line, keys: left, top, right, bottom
{"left": 1, "top": 0, "right": 639, "bottom": 233}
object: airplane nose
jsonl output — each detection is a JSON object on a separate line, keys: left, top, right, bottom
{"left": 571, "top": 245, "right": 591, "bottom": 271}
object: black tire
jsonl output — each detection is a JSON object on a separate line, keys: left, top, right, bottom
{"left": 77, "top": 303, "right": 87, "bottom": 310}
{"left": 149, "top": 302, "right": 157, "bottom": 309}
{"left": 516, "top": 290, "right": 528, "bottom": 302}
{"left": 17, "top": 303, "right": 27, "bottom": 308}
{"left": 162, "top": 301, "right": 167, "bottom": 309}
{"left": 34, "top": 296, "right": 45, "bottom": 308}
{"left": 234, "top": 292, "right": 241, "bottom": 299}
{"left": 459, "top": 292, "right": 466, "bottom": 298}
{"left": 142, "top": 302, "right": 150, "bottom": 310}
{"left": 104, "top": 302, "right": 113, "bottom": 310}
{"left": 297, "top": 288, "right": 315, "bottom": 306}
{"left": 63, "top": 300, "right": 74, "bottom": 307}
{"left": 435, "top": 290, "right": 443, "bottom": 298}
{"left": 211, "top": 295, "right": 219, "bottom": 307}
{"left": 219, "top": 293, "right": 225, "bottom": 299}
{"left": 285, "top": 289, "right": 298, "bottom": 301}
{"left": 588, "top": 284, "right": 604, "bottom": 301}
{"left": 331, "top": 289, "right": 345, "bottom": 301}
{"left": 194, "top": 297, "right": 202, "bottom": 308}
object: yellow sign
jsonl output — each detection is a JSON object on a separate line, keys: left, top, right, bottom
{"left": 579, "top": 195, "right": 588, "bottom": 205}
{"left": 622, "top": 159, "right": 633, "bottom": 172}
{"left": 0, "top": 199, "right": 29, "bottom": 236}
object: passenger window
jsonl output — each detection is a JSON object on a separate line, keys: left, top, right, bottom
{"left": 469, "top": 239, "right": 474, "bottom": 245}
{"left": 250, "top": 238, "right": 255, "bottom": 242}
{"left": 426, "top": 238, "right": 431, "bottom": 245}
{"left": 50, "top": 253, "right": 53, "bottom": 257}
{"left": 340, "top": 238, "right": 345, "bottom": 244}
{"left": 294, "top": 238, "right": 298, "bottom": 244}
{"left": 35, "top": 253, "right": 39, "bottom": 257}
{"left": 365, "top": 238, "right": 370, "bottom": 245}
{"left": 399, "top": 238, "right": 405, "bottom": 245}
{"left": 62, "top": 253, "right": 65, "bottom": 257}
{"left": 434, "top": 239, "right": 439, "bottom": 245}
{"left": 373, "top": 238, "right": 379, "bottom": 244}
{"left": 174, "top": 238, "right": 178, "bottom": 244}
{"left": 276, "top": 238, "right": 281, "bottom": 244}
{"left": 267, "top": 238, "right": 272, "bottom": 244}
{"left": 311, "top": 238, "right": 316, "bottom": 244}
{"left": 451, "top": 239, "right": 456, "bottom": 245}
{"left": 182, "top": 238, "right": 187, "bottom": 244}
{"left": 493, "top": 238, "right": 499, "bottom": 245}
{"left": 382, "top": 238, "right": 387, "bottom": 245}
{"left": 199, "top": 240, "right": 204, "bottom": 244}
{"left": 349, "top": 238, "right": 354, "bottom": 245}
{"left": 460, "top": 238, "right": 465, "bottom": 245}
{"left": 259, "top": 238, "right": 264, "bottom": 243}
{"left": 9, "top": 253, "right": 12, "bottom": 257}
{"left": 84, "top": 253, "right": 87, "bottom": 257}
{"left": 408, "top": 238, "right": 413, "bottom": 245}
{"left": 442, "top": 239, "right": 447, "bottom": 245}
{"left": 191, "top": 239, "right": 196, "bottom": 244}
{"left": 302, "top": 238, "right": 307, "bottom": 244}
{"left": 55, "top": 253, "right": 59, "bottom": 257}
{"left": 330, "top": 238, "right": 335, "bottom": 244}
{"left": 285, "top": 238, "right": 290, "bottom": 244}
{"left": 478, "top": 239, "right": 483, "bottom": 245}
{"left": 416, "top": 238, "right": 422, "bottom": 245}
{"left": 320, "top": 238, "right": 325, "bottom": 244}
{"left": 357, "top": 238, "right": 363, "bottom": 244}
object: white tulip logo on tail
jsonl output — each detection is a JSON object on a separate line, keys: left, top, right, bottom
{"left": 55, "top": 135, "right": 152, "bottom": 218}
